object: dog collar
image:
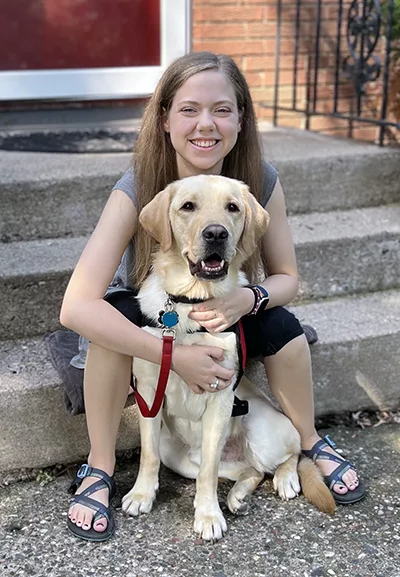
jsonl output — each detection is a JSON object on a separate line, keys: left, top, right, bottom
{"left": 168, "top": 293, "right": 205, "bottom": 305}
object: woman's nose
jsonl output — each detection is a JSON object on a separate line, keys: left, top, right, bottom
{"left": 197, "top": 110, "right": 215, "bottom": 130}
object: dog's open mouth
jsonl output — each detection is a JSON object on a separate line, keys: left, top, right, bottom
{"left": 188, "top": 253, "right": 229, "bottom": 280}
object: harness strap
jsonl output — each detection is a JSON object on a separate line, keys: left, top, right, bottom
{"left": 231, "top": 319, "right": 249, "bottom": 417}
{"left": 236, "top": 319, "right": 247, "bottom": 383}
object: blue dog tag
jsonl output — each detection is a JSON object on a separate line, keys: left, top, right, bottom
{"left": 161, "top": 310, "right": 179, "bottom": 328}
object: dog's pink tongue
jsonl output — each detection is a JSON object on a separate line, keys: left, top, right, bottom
{"left": 206, "top": 259, "right": 221, "bottom": 268}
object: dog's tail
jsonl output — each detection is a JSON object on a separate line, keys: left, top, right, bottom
{"left": 298, "top": 456, "right": 336, "bottom": 515}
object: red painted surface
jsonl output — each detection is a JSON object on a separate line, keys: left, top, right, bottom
{"left": 0, "top": 0, "right": 160, "bottom": 70}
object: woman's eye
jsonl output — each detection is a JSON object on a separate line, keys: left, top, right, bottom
{"left": 227, "top": 203, "right": 240, "bottom": 212}
{"left": 215, "top": 108, "right": 231, "bottom": 115}
{"left": 181, "top": 107, "right": 196, "bottom": 114}
{"left": 181, "top": 202, "right": 196, "bottom": 211}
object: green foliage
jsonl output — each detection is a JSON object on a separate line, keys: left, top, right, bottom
{"left": 36, "top": 469, "right": 55, "bottom": 486}
{"left": 382, "top": 0, "right": 400, "bottom": 42}
{"left": 381, "top": 1, "right": 400, "bottom": 123}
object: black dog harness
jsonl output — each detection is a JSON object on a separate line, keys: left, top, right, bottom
{"left": 141, "top": 293, "right": 249, "bottom": 418}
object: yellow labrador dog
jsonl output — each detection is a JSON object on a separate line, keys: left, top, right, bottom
{"left": 122, "top": 175, "right": 335, "bottom": 541}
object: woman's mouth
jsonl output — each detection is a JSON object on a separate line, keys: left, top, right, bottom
{"left": 190, "top": 139, "right": 220, "bottom": 149}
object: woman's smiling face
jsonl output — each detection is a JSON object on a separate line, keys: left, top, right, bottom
{"left": 164, "top": 70, "right": 242, "bottom": 179}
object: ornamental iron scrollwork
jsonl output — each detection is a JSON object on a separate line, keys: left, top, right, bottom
{"left": 342, "top": 0, "right": 382, "bottom": 97}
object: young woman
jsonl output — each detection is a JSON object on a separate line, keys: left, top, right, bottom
{"left": 61, "top": 51, "right": 364, "bottom": 542}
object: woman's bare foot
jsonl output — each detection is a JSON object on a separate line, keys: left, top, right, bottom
{"left": 68, "top": 464, "right": 114, "bottom": 533}
{"left": 302, "top": 434, "right": 359, "bottom": 495}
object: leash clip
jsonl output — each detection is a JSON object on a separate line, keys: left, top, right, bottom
{"left": 162, "top": 328, "right": 176, "bottom": 339}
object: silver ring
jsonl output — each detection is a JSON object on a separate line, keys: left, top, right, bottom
{"left": 210, "top": 379, "right": 219, "bottom": 390}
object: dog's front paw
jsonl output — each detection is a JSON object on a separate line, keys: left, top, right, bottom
{"left": 273, "top": 469, "right": 301, "bottom": 501}
{"left": 227, "top": 490, "right": 251, "bottom": 515}
{"left": 193, "top": 506, "right": 227, "bottom": 542}
{"left": 122, "top": 485, "right": 157, "bottom": 516}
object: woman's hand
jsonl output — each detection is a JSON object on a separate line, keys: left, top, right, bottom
{"left": 188, "top": 287, "right": 254, "bottom": 333}
{"left": 171, "top": 344, "right": 235, "bottom": 395}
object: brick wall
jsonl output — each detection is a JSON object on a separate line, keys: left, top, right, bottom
{"left": 192, "top": 0, "right": 398, "bottom": 144}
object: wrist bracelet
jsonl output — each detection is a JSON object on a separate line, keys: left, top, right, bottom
{"left": 246, "top": 285, "right": 270, "bottom": 315}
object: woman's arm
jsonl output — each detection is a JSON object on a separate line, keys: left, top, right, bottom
{"left": 256, "top": 177, "right": 299, "bottom": 308}
{"left": 60, "top": 188, "right": 163, "bottom": 365}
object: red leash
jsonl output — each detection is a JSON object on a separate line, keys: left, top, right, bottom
{"left": 134, "top": 320, "right": 247, "bottom": 418}
{"left": 133, "top": 335, "right": 174, "bottom": 418}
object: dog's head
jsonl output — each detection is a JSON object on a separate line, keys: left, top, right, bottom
{"left": 139, "top": 175, "right": 270, "bottom": 281}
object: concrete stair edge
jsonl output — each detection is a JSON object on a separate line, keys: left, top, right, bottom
{"left": 1, "top": 204, "right": 400, "bottom": 339}
{"left": 1, "top": 289, "right": 399, "bottom": 472}
{"left": 1, "top": 126, "right": 397, "bottom": 184}
{"left": 1, "top": 132, "right": 399, "bottom": 242}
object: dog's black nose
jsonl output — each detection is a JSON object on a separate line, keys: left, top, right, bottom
{"left": 202, "top": 224, "right": 228, "bottom": 243}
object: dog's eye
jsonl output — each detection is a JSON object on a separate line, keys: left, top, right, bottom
{"left": 180, "top": 202, "right": 196, "bottom": 211}
{"left": 227, "top": 203, "right": 240, "bottom": 213}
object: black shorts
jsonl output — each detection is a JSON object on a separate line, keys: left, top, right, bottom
{"left": 105, "top": 288, "right": 304, "bottom": 359}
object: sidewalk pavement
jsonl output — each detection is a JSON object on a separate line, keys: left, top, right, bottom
{"left": 1, "top": 422, "right": 399, "bottom": 577}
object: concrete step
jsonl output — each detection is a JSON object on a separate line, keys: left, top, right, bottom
{"left": 1, "top": 205, "right": 399, "bottom": 340}
{"left": 292, "top": 203, "right": 400, "bottom": 301}
{"left": 0, "top": 236, "right": 87, "bottom": 340}
{"left": 260, "top": 127, "right": 400, "bottom": 215}
{"left": 1, "top": 127, "right": 399, "bottom": 242}
{"left": 0, "top": 336, "right": 139, "bottom": 472}
{"left": 1, "top": 289, "right": 399, "bottom": 472}
{"left": 0, "top": 152, "right": 130, "bottom": 243}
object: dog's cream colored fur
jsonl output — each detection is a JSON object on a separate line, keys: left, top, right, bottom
{"left": 121, "top": 175, "right": 335, "bottom": 541}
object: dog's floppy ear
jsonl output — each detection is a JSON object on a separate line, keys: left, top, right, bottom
{"left": 239, "top": 185, "right": 270, "bottom": 259}
{"left": 139, "top": 183, "right": 176, "bottom": 252}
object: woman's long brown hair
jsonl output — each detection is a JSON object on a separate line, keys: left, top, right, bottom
{"left": 132, "top": 51, "right": 267, "bottom": 287}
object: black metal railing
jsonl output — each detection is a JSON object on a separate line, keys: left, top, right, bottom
{"left": 265, "top": 0, "right": 400, "bottom": 145}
